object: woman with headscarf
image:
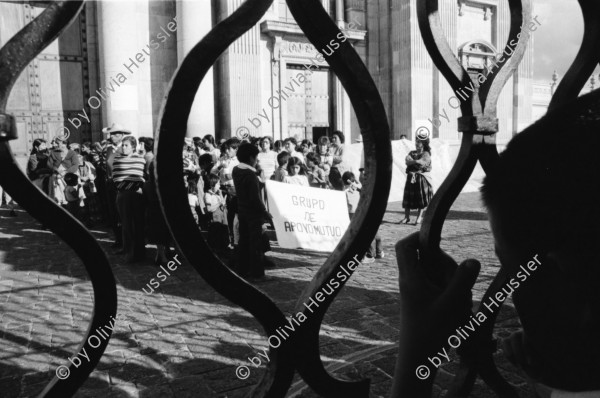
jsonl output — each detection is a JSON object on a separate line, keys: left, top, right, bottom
{"left": 399, "top": 137, "right": 433, "bottom": 225}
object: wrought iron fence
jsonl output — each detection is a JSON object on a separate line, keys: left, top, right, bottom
{"left": 0, "top": 0, "right": 598, "bottom": 397}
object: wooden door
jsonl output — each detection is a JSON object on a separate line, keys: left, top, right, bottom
{"left": 0, "top": 2, "right": 90, "bottom": 169}
{"left": 285, "top": 65, "right": 330, "bottom": 142}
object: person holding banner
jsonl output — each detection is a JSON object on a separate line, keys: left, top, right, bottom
{"left": 306, "top": 153, "right": 328, "bottom": 189}
{"left": 232, "top": 143, "right": 275, "bottom": 279}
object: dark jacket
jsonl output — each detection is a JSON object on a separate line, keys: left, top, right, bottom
{"left": 232, "top": 165, "right": 267, "bottom": 219}
{"left": 27, "top": 152, "right": 52, "bottom": 180}
{"left": 47, "top": 149, "right": 80, "bottom": 174}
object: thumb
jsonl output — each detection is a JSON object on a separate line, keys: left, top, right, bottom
{"left": 441, "top": 259, "right": 481, "bottom": 303}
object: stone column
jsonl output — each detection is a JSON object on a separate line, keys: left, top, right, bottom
{"left": 97, "top": 1, "right": 153, "bottom": 137}
{"left": 336, "top": 0, "right": 345, "bottom": 28}
{"left": 176, "top": 0, "right": 215, "bottom": 138}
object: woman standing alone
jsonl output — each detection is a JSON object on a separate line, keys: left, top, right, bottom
{"left": 400, "top": 137, "right": 433, "bottom": 225}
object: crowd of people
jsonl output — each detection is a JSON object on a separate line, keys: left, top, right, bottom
{"left": 23, "top": 124, "right": 396, "bottom": 275}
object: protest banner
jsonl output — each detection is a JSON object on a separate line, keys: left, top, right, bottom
{"left": 265, "top": 180, "right": 350, "bottom": 252}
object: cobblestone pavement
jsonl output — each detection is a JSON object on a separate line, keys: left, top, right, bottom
{"left": 0, "top": 193, "right": 534, "bottom": 398}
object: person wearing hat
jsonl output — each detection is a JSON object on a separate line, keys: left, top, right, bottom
{"left": 102, "top": 123, "right": 132, "bottom": 248}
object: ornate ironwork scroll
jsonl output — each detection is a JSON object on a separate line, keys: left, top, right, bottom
{"left": 0, "top": 2, "right": 118, "bottom": 398}
{"left": 155, "top": 0, "right": 391, "bottom": 397}
{"left": 155, "top": 1, "right": 296, "bottom": 397}
{"left": 284, "top": 0, "right": 392, "bottom": 396}
{"left": 414, "top": 0, "right": 532, "bottom": 397}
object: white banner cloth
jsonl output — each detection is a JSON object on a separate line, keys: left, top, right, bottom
{"left": 266, "top": 180, "right": 350, "bottom": 252}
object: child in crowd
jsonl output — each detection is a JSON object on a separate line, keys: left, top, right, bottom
{"left": 342, "top": 171, "right": 361, "bottom": 217}
{"left": 205, "top": 173, "right": 226, "bottom": 224}
{"left": 51, "top": 164, "right": 68, "bottom": 205}
{"left": 212, "top": 138, "right": 240, "bottom": 249}
{"left": 343, "top": 171, "right": 374, "bottom": 264}
{"left": 316, "top": 136, "right": 334, "bottom": 175}
{"left": 75, "top": 149, "right": 99, "bottom": 226}
{"left": 271, "top": 151, "right": 289, "bottom": 182}
{"left": 185, "top": 176, "right": 201, "bottom": 225}
{"left": 183, "top": 142, "right": 199, "bottom": 174}
{"left": 205, "top": 173, "right": 229, "bottom": 252}
{"left": 232, "top": 143, "right": 274, "bottom": 279}
{"left": 305, "top": 152, "right": 328, "bottom": 188}
{"left": 283, "top": 157, "right": 309, "bottom": 186}
{"left": 64, "top": 172, "right": 86, "bottom": 222}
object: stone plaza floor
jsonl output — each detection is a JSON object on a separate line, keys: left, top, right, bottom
{"left": 0, "top": 193, "right": 534, "bottom": 397}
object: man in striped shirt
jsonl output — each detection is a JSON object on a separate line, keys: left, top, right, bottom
{"left": 113, "top": 136, "right": 146, "bottom": 263}
{"left": 103, "top": 123, "right": 132, "bottom": 248}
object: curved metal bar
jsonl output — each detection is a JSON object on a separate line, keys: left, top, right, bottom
{"left": 154, "top": 1, "right": 297, "bottom": 397}
{"left": 549, "top": 0, "right": 600, "bottom": 111}
{"left": 284, "top": 1, "right": 393, "bottom": 396}
{"left": 416, "top": 1, "right": 533, "bottom": 396}
{"left": 0, "top": 3, "right": 118, "bottom": 397}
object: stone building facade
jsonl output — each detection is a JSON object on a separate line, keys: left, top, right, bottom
{"left": 1, "top": 0, "right": 535, "bottom": 166}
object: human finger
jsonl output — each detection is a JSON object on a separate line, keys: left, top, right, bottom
{"left": 440, "top": 259, "right": 480, "bottom": 304}
{"left": 395, "top": 232, "right": 421, "bottom": 283}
